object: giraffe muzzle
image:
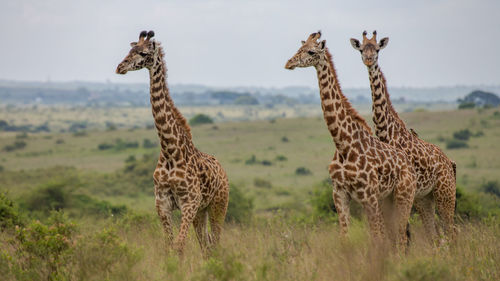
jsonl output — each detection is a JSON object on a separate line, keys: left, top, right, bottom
{"left": 284, "top": 60, "right": 297, "bottom": 70}
{"left": 116, "top": 65, "right": 128, "bottom": 75}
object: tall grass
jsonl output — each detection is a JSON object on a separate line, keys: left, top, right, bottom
{"left": 4, "top": 213, "right": 497, "bottom": 281}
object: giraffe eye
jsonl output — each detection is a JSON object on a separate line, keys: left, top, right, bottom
{"left": 139, "top": 52, "right": 148, "bottom": 57}
{"left": 307, "top": 51, "right": 316, "bottom": 55}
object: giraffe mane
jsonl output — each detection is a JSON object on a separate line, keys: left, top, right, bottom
{"left": 157, "top": 45, "right": 192, "bottom": 140}
{"left": 377, "top": 68, "right": 404, "bottom": 128}
{"left": 325, "top": 49, "right": 373, "bottom": 135}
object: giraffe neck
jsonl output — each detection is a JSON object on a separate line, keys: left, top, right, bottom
{"left": 148, "top": 48, "right": 193, "bottom": 161}
{"left": 367, "top": 63, "right": 406, "bottom": 142}
{"left": 315, "top": 50, "right": 372, "bottom": 153}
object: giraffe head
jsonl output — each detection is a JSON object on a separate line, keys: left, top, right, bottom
{"left": 350, "top": 31, "right": 389, "bottom": 67}
{"left": 285, "top": 31, "right": 326, "bottom": 70}
{"left": 116, "top": 30, "right": 158, "bottom": 74}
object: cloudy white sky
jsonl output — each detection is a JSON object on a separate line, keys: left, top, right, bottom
{"left": 0, "top": 0, "right": 499, "bottom": 88}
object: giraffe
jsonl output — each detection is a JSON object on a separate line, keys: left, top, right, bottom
{"left": 350, "top": 31, "right": 457, "bottom": 242}
{"left": 116, "top": 31, "right": 229, "bottom": 255}
{"left": 285, "top": 31, "right": 417, "bottom": 248}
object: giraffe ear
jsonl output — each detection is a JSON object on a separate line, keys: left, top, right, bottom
{"left": 378, "top": 37, "right": 389, "bottom": 49}
{"left": 350, "top": 38, "right": 361, "bottom": 51}
{"left": 301, "top": 40, "right": 306, "bottom": 45}
{"left": 130, "top": 42, "right": 138, "bottom": 47}
{"left": 319, "top": 40, "right": 326, "bottom": 50}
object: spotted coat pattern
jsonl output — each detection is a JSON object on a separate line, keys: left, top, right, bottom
{"left": 286, "top": 32, "right": 417, "bottom": 248}
{"left": 351, "top": 31, "right": 457, "bottom": 242}
{"left": 116, "top": 31, "right": 229, "bottom": 255}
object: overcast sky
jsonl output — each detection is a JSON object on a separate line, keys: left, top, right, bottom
{"left": 0, "top": 0, "right": 499, "bottom": 88}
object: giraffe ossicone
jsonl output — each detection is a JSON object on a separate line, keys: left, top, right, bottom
{"left": 116, "top": 30, "right": 229, "bottom": 256}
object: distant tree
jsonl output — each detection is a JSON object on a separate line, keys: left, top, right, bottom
{"left": 234, "top": 95, "right": 259, "bottom": 105}
{"left": 458, "top": 90, "right": 500, "bottom": 108}
{"left": 189, "top": 114, "right": 213, "bottom": 126}
{"left": 453, "top": 129, "right": 472, "bottom": 141}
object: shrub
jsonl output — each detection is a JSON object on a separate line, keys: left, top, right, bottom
{"left": 12, "top": 211, "right": 76, "bottom": 280}
{"left": 281, "top": 136, "right": 289, "bottom": 143}
{"left": 142, "top": 138, "right": 157, "bottom": 148}
{"left": 446, "top": 139, "right": 468, "bottom": 149}
{"left": 453, "top": 129, "right": 472, "bottom": 141}
{"left": 24, "top": 181, "right": 71, "bottom": 213}
{"left": 254, "top": 178, "right": 272, "bottom": 189}
{"left": 458, "top": 102, "right": 475, "bottom": 109}
{"left": 189, "top": 114, "right": 214, "bottom": 126}
{"left": 3, "top": 140, "right": 27, "bottom": 152}
{"left": 0, "top": 192, "right": 24, "bottom": 230}
{"left": 199, "top": 252, "right": 244, "bottom": 281}
{"left": 245, "top": 155, "right": 257, "bottom": 165}
{"left": 275, "top": 155, "right": 287, "bottom": 161}
{"left": 72, "top": 227, "right": 141, "bottom": 280}
{"left": 55, "top": 138, "right": 65, "bottom": 144}
{"left": 454, "top": 186, "right": 500, "bottom": 220}
{"left": 397, "top": 259, "right": 459, "bottom": 281}
{"left": 226, "top": 184, "right": 253, "bottom": 224}
{"left": 0, "top": 165, "right": 4, "bottom": 172}
{"left": 261, "top": 160, "right": 273, "bottom": 166}
{"left": 481, "top": 181, "right": 500, "bottom": 198}
{"left": 114, "top": 138, "right": 139, "bottom": 151}
{"left": 15, "top": 132, "right": 28, "bottom": 139}
{"left": 310, "top": 181, "right": 336, "bottom": 221}
{"left": 72, "top": 130, "right": 87, "bottom": 137}
{"left": 295, "top": 167, "right": 312, "bottom": 176}
{"left": 98, "top": 142, "right": 114, "bottom": 150}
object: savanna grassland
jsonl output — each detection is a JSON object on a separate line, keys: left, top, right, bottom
{"left": 0, "top": 105, "right": 499, "bottom": 280}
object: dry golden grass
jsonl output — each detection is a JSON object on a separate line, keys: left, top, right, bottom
{"left": 102, "top": 217, "right": 500, "bottom": 281}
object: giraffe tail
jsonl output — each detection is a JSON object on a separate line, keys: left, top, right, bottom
{"left": 451, "top": 160, "right": 457, "bottom": 180}
{"left": 452, "top": 160, "right": 457, "bottom": 214}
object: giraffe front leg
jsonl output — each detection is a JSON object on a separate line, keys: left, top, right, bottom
{"left": 393, "top": 173, "right": 416, "bottom": 252}
{"left": 155, "top": 185, "right": 175, "bottom": 250}
{"left": 332, "top": 187, "right": 350, "bottom": 236}
{"left": 174, "top": 187, "right": 201, "bottom": 256}
{"left": 362, "top": 196, "right": 386, "bottom": 244}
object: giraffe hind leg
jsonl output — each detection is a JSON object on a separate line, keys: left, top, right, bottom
{"left": 434, "top": 174, "right": 457, "bottom": 242}
{"left": 414, "top": 193, "right": 438, "bottom": 245}
{"left": 193, "top": 209, "right": 210, "bottom": 256}
{"left": 207, "top": 186, "right": 229, "bottom": 252}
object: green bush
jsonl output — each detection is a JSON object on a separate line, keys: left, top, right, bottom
{"left": 481, "top": 181, "right": 500, "bottom": 198}
{"left": 72, "top": 227, "right": 141, "bottom": 280}
{"left": 0, "top": 192, "right": 24, "bottom": 230}
{"left": 397, "top": 259, "right": 460, "bottom": 281}
{"left": 11, "top": 211, "right": 76, "bottom": 280}
{"left": 446, "top": 139, "right": 468, "bottom": 149}
{"left": 142, "top": 138, "right": 157, "bottom": 148}
{"left": 295, "top": 167, "right": 312, "bottom": 176}
{"left": 275, "top": 155, "right": 287, "bottom": 161}
{"left": 24, "top": 181, "right": 71, "bottom": 213}
{"left": 198, "top": 252, "right": 244, "bottom": 281}
{"left": 254, "top": 178, "right": 272, "bottom": 189}
{"left": 453, "top": 129, "right": 472, "bottom": 141}
{"left": 455, "top": 186, "right": 500, "bottom": 220}
{"left": 3, "top": 140, "right": 27, "bottom": 152}
{"left": 245, "top": 155, "right": 257, "bottom": 165}
{"left": 458, "top": 102, "right": 475, "bottom": 109}
{"left": 310, "top": 181, "right": 336, "bottom": 221}
{"left": 189, "top": 114, "right": 214, "bottom": 126}
{"left": 98, "top": 142, "right": 114, "bottom": 150}
{"left": 226, "top": 184, "right": 253, "bottom": 224}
